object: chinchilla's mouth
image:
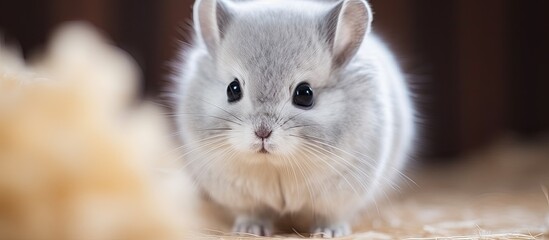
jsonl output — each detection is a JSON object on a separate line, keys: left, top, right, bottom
{"left": 258, "top": 147, "right": 269, "bottom": 154}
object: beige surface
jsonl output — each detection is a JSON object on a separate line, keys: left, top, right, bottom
{"left": 198, "top": 138, "right": 549, "bottom": 239}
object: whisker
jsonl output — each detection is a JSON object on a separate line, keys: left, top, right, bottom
{"left": 194, "top": 145, "right": 233, "bottom": 182}
{"left": 283, "top": 154, "right": 302, "bottom": 204}
{"left": 290, "top": 134, "right": 376, "bottom": 168}
{"left": 174, "top": 135, "right": 232, "bottom": 167}
{"left": 274, "top": 98, "right": 292, "bottom": 125}
{"left": 194, "top": 97, "right": 245, "bottom": 123}
{"left": 279, "top": 111, "right": 308, "bottom": 128}
{"left": 167, "top": 112, "right": 243, "bottom": 126}
{"left": 289, "top": 150, "right": 316, "bottom": 216}
{"left": 393, "top": 167, "right": 419, "bottom": 188}
{"left": 294, "top": 133, "right": 407, "bottom": 197}
{"left": 298, "top": 147, "right": 340, "bottom": 220}
{"left": 164, "top": 134, "right": 226, "bottom": 163}
{"left": 283, "top": 123, "right": 320, "bottom": 131}
{"left": 148, "top": 100, "right": 173, "bottom": 109}
{"left": 300, "top": 144, "right": 362, "bottom": 197}
{"left": 300, "top": 142, "right": 384, "bottom": 215}
{"left": 293, "top": 134, "right": 413, "bottom": 195}
{"left": 302, "top": 137, "right": 402, "bottom": 192}
{"left": 194, "top": 127, "right": 234, "bottom": 132}
{"left": 182, "top": 141, "right": 232, "bottom": 183}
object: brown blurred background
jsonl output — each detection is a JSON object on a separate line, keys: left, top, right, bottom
{"left": 1, "top": 0, "right": 548, "bottom": 160}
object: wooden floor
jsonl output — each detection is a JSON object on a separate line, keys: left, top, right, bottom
{"left": 197, "top": 138, "right": 549, "bottom": 239}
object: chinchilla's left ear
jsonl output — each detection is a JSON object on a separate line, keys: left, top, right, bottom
{"left": 193, "top": 0, "right": 233, "bottom": 55}
{"left": 322, "top": 0, "right": 372, "bottom": 68}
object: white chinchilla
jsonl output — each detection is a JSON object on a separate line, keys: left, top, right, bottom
{"left": 173, "top": 0, "right": 415, "bottom": 237}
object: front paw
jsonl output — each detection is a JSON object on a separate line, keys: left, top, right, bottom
{"left": 311, "top": 223, "right": 351, "bottom": 238}
{"left": 232, "top": 216, "right": 273, "bottom": 237}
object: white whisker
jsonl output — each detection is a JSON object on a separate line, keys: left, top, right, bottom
{"left": 289, "top": 150, "right": 316, "bottom": 217}
{"left": 299, "top": 144, "right": 361, "bottom": 197}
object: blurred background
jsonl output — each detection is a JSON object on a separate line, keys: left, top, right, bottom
{"left": 1, "top": 0, "right": 548, "bottom": 161}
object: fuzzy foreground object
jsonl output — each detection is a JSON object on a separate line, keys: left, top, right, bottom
{"left": 0, "top": 23, "right": 197, "bottom": 240}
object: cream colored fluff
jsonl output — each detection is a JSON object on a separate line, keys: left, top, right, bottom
{"left": 0, "top": 23, "right": 197, "bottom": 240}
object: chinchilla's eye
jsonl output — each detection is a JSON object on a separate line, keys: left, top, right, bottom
{"left": 293, "top": 82, "right": 314, "bottom": 108}
{"left": 227, "top": 78, "right": 242, "bottom": 103}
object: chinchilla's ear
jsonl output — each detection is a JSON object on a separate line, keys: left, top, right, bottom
{"left": 322, "top": 0, "right": 372, "bottom": 68}
{"left": 193, "top": 0, "right": 233, "bottom": 55}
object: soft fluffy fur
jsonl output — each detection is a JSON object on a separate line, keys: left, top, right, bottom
{"left": 0, "top": 23, "right": 196, "bottom": 240}
{"left": 174, "top": 0, "right": 414, "bottom": 237}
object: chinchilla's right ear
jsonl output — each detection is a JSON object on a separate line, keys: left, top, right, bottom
{"left": 323, "top": 0, "right": 372, "bottom": 69}
{"left": 193, "top": 0, "right": 233, "bottom": 55}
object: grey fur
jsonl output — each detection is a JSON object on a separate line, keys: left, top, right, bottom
{"left": 174, "top": 0, "right": 415, "bottom": 237}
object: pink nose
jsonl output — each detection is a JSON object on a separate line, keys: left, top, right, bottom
{"left": 255, "top": 127, "right": 272, "bottom": 139}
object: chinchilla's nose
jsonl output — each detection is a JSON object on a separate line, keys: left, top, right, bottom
{"left": 255, "top": 124, "right": 272, "bottom": 139}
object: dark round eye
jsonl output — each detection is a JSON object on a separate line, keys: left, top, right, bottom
{"left": 227, "top": 79, "right": 242, "bottom": 103}
{"left": 293, "top": 82, "right": 314, "bottom": 108}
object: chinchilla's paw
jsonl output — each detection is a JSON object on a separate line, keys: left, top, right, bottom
{"left": 232, "top": 216, "right": 273, "bottom": 237}
{"left": 311, "top": 223, "right": 351, "bottom": 238}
